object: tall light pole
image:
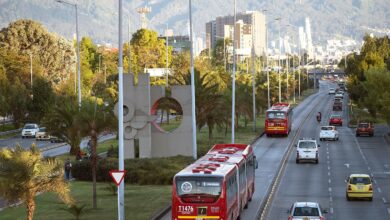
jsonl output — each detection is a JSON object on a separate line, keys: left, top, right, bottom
{"left": 165, "top": 24, "right": 169, "bottom": 87}
{"left": 189, "top": 0, "right": 197, "bottom": 159}
{"left": 128, "top": 16, "right": 131, "bottom": 74}
{"left": 117, "top": 0, "right": 125, "bottom": 219}
{"left": 251, "top": 23, "right": 256, "bottom": 132}
{"left": 265, "top": 22, "right": 270, "bottom": 109}
{"left": 56, "top": 0, "right": 81, "bottom": 107}
{"left": 275, "top": 17, "right": 282, "bottom": 103}
{"left": 231, "top": 0, "right": 236, "bottom": 143}
{"left": 29, "top": 53, "right": 33, "bottom": 89}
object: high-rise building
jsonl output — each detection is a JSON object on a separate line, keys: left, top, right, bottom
{"left": 205, "top": 11, "right": 266, "bottom": 57}
{"left": 305, "top": 17, "right": 314, "bottom": 58}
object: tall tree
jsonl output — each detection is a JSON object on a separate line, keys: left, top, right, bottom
{"left": 0, "top": 19, "right": 75, "bottom": 84}
{"left": 76, "top": 99, "right": 116, "bottom": 209}
{"left": 0, "top": 145, "right": 73, "bottom": 220}
{"left": 42, "top": 96, "right": 82, "bottom": 155}
{"left": 27, "top": 76, "right": 56, "bottom": 123}
{"left": 130, "top": 29, "right": 171, "bottom": 75}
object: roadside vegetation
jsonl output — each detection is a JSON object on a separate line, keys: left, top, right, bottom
{"left": 341, "top": 35, "right": 390, "bottom": 128}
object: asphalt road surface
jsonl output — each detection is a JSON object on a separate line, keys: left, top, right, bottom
{"left": 161, "top": 81, "right": 335, "bottom": 220}
{"left": 265, "top": 87, "right": 390, "bottom": 219}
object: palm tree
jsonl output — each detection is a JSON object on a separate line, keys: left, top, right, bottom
{"left": 76, "top": 99, "right": 116, "bottom": 209}
{"left": 43, "top": 96, "right": 82, "bottom": 155}
{"left": 172, "top": 69, "right": 225, "bottom": 141}
{"left": 0, "top": 145, "right": 73, "bottom": 220}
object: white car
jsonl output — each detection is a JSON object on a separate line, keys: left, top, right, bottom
{"left": 335, "top": 92, "right": 343, "bottom": 99}
{"left": 328, "top": 88, "right": 335, "bottom": 95}
{"left": 295, "top": 138, "right": 320, "bottom": 164}
{"left": 319, "top": 126, "right": 339, "bottom": 141}
{"left": 287, "top": 202, "right": 328, "bottom": 220}
{"left": 21, "top": 123, "right": 39, "bottom": 138}
{"left": 35, "top": 127, "right": 50, "bottom": 141}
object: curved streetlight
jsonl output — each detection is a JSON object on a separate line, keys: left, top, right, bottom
{"left": 56, "top": 0, "right": 81, "bottom": 108}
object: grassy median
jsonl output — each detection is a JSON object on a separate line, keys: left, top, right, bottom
{"left": 0, "top": 181, "right": 171, "bottom": 220}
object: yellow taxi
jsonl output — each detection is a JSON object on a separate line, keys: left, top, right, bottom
{"left": 346, "top": 174, "right": 373, "bottom": 201}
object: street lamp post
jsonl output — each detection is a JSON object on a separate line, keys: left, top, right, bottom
{"left": 189, "top": 0, "right": 197, "bottom": 159}
{"left": 276, "top": 17, "right": 282, "bottom": 103}
{"left": 165, "top": 24, "right": 169, "bottom": 87}
{"left": 29, "top": 53, "right": 33, "bottom": 89}
{"left": 56, "top": 0, "right": 81, "bottom": 107}
{"left": 232, "top": 0, "right": 236, "bottom": 143}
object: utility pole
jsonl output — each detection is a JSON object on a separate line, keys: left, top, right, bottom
{"left": 266, "top": 25, "right": 270, "bottom": 109}
{"left": 189, "top": 0, "right": 197, "bottom": 159}
{"left": 166, "top": 24, "right": 169, "bottom": 87}
{"left": 231, "top": 0, "right": 236, "bottom": 143}
{"left": 251, "top": 26, "right": 256, "bottom": 132}
{"left": 276, "top": 17, "right": 282, "bottom": 103}
{"left": 117, "top": 0, "right": 125, "bottom": 219}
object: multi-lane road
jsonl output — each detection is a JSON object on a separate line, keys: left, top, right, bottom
{"left": 160, "top": 80, "right": 390, "bottom": 220}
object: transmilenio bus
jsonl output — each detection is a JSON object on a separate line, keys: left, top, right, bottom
{"left": 172, "top": 144, "right": 258, "bottom": 220}
{"left": 265, "top": 102, "right": 293, "bottom": 137}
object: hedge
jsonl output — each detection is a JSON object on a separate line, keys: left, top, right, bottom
{"left": 72, "top": 156, "right": 194, "bottom": 185}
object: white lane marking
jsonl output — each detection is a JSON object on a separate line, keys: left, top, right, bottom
{"left": 383, "top": 197, "right": 387, "bottom": 203}
{"left": 327, "top": 155, "right": 330, "bottom": 160}
{"left": 330, "top": 207, "right": 334, "bottom": 214}
{"left": 377, "top": 187, "right": 382, "bottom": 193}
{"left": 344, "top": 163, "right": 350, "bottom": 168}
{"left": 328, "top": 172, "right": 331, "bottom": 176}
{"left": 368, "top": 166, "right": 371, "bottom": 170}
{"left": 329, "top": 197, "right": 333, "bottom": 202}
{"left": 328, "top": 166, "right": 330, "bottom": 170}
{"left": 328, "top": 187, "right": 332, "bottom": 192}
{"left": 374, "top": 180, "right": 378, "bottom": 184}
{"left": 328, "top": 179, "right": 331, "bottom": 184}
{"left": 387, "top": 208, "right": 390, "bottom": 215}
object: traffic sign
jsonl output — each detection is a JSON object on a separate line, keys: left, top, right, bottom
{"left": 109, "top": 170, "right": 126, "bottom": 186}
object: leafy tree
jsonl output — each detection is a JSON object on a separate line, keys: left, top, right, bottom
{"left": 27, "top": 76, "right": 56, "bottom": 123}
{"left": 80, "top": 37, "right": 98, "bottom": 95}
{"left": 76, "top": 99, "right": 116, "bottom": 209}
{"left": 0, "top": 145, "right": 73, "bottom": 220}
{"left": 0, "top": 19, "right": 75, "bottom": 84}
{"left": 42, "top": 96, "right": 82, "bottom": 155}
{"left": 130, "top": 29, "right": 172, "bottom": 75}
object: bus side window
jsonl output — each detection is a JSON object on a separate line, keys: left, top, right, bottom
{"left": 254, "top": 156, "right": 258, "bottom": 169}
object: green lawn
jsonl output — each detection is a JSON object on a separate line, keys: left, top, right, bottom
{"left": 0, "top": 123, "right": 17, "bottom": 132}
{"left": 0, "top": 181, "right": 171, "bottom": 220}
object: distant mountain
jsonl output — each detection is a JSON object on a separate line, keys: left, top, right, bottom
{"left": 0, "top": 0, "right": 389, "bottom": 46}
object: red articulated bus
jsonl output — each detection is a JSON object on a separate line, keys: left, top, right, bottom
{"left": 172, "top": 144, "right": 258, "bottom": 220}
{"left": 265, "top": 102, "right": 293, "bottom": 137}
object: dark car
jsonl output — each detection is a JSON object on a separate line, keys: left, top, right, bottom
{"left": 333, "top": 102, "right": 342, "bottom": 111}
{"left": 356, "top": 122, "right": 374, "bottom": 137}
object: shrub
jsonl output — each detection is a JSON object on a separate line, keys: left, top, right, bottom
{"left": 72, "top": 156, "right": 194, "bottom": 185}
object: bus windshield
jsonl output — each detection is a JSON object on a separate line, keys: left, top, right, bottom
{"left": 176, "top": 176, "right": 222, "bottom": 203}
{"left": 267, "top": 111, "right": 286, "bottom": 119}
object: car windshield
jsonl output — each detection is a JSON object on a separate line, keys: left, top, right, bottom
{"left": 321, "top": 127, "right": 333, "bottom": 131}
{"left": 298, "top": 141, "right": 316, "bottom": 149}
{"left": 293, "top": 207, "right": 320, "bottom": 216}
{"left": 350, "top": 177, "right": 371, "bottom": 184}
{"left": 358, "top": 123, "right": 369, "bottom": 128}
{"left": 24, "top": 125, "right": 35, "bottom": 129}
{"left": 176, "top": 176, "right": 222, "bottom": 197}
{"left": 267, "top": 111, "right": 286, "bottom": 119}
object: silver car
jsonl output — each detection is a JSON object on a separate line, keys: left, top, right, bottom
{"left": 287, "top": 202, "right": 328, "bottom": 220}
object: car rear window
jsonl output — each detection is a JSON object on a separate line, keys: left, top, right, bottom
{"left": 298, "top": 142, "right": 316, "bottom": 149}
{"left": 358, "top": 124, "right": 369, "bottom": 128}
{"left": 293, "top": 207, "right": 320, "bottom": 216}
{"left": 321, "top": 127, "right": 332, "bottom": 130}
{"left": 331, "top": 115, "right": 341, "bottom": 119}
{"left": 350, "top": 177, "right": 371, "bottom": 184}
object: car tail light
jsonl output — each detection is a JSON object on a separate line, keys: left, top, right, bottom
{"left": 288, "top": 216, "right": 293, "bottom": 220}
{"left": 320, "top": 217, "right": 325, "bottom": 220}
{"left": 348, "top": 184, "right": 352, "bottom": 191}
{"left": 369, "top": 185, "right": 372, "bottom": 191}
